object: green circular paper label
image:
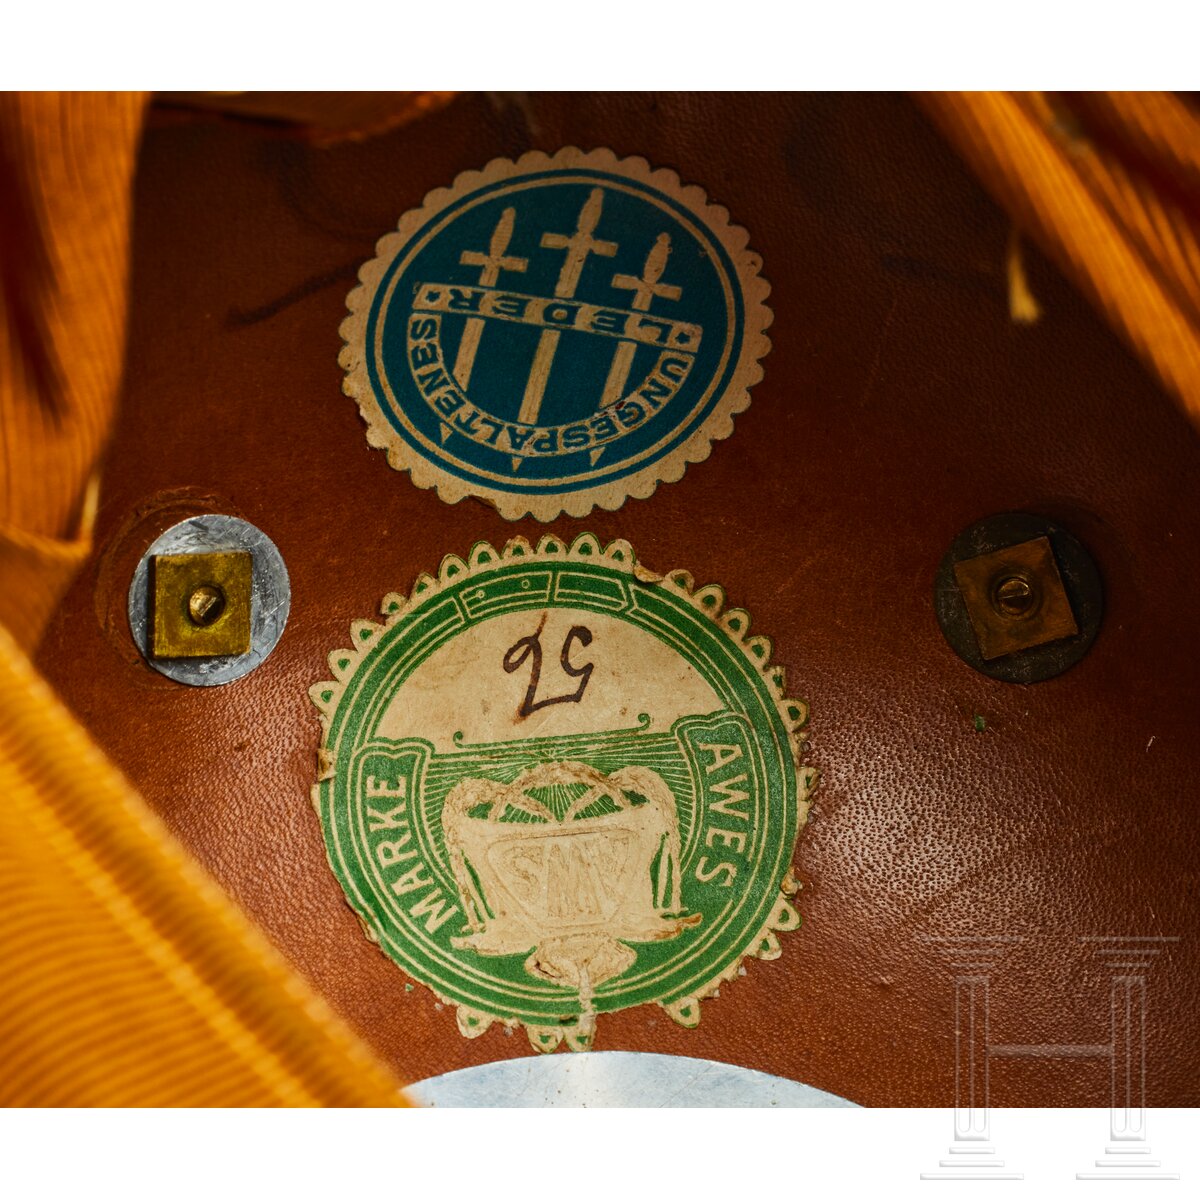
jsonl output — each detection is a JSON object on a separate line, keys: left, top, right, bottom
{"left": 311, "top": 535, "right": 811, "bottom": 1052}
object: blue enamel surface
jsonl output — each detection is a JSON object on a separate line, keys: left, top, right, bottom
{"left": 365, "top": 167, "right": 744, "bottom": 494}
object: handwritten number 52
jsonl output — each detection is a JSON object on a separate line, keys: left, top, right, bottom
{"left": 503, "top": 625, "right": 594, "bottom": 716}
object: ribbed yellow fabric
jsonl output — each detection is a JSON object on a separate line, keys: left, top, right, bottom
{"left": 7, "top": 89, "right": 1192, "bottom": 1108}
{"left": 0, "top": 93, "right": 149, "bottom": 649}
{"left": 1071, "top": 92, "right": 1200, "bottom": 203}
{"left": 920, "top": 92, "right": 1200, "bottom": 432}
{"left": 0, "top": 93, "right": 407, "bottom": 1107}
{"left": 0, "top": 620, "right": 407, "bottom": 1106}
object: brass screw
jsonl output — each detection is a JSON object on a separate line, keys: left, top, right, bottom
{"left": 992, "top": 574, "right": 1037, "bottom": 619}
{"left": 187, "top": 583, "right": 227, "bottom": 627}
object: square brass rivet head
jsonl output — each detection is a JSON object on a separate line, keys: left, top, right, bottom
{"left": 953, "top": 536, "right": 1078, "bottom": 661}
{"left": 151, "top": 551, "right": 253, "bottom": 659}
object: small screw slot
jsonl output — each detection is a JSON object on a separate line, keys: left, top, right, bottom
{"left": 990, "top": 573, "right": 1039, "bottom": 619}
{"left": 187, "top": 584, "right": 227, "bottom": 627}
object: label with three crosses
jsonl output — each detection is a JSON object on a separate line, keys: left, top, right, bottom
{"left": 340, "top": 149, "right": 772, "bottom": 520}
{"left": 310, "top": 535, "right": 812, "bottom": 1051}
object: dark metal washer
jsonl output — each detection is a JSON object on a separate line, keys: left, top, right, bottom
{"left": 934, "top": 512, "right": 1104, "bottom": 683}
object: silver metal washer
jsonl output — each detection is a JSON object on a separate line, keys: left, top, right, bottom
{"left": 127, "top": 514, "right": 290, "bottom": 686}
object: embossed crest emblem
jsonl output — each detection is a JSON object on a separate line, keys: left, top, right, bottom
{"left": 311, "top": 536, "right": 813, "bottom": 1051}
{"left": 340, "top": 149, "right": 772, "bottom": 520}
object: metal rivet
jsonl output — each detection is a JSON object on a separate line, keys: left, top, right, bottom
{"left": 187, "top": 583, "right": 227, "bottom": 627}
{"left": 151, "top": 549, "right": 252, "bottom": 658}
{"left": 128, "top": 514, "right": 290, "bottom": 687}
{"left": 935, "top": 513, "right": 1103, "bottom": 684}
{"left": 991, "top": 574, "right": 1038, "bottom": 619}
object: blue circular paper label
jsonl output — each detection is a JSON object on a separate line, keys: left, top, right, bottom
{"left": 341, "top": 149, "right": 771, "bottom": 520}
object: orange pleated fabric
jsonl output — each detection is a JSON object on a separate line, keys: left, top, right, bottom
{"left": 919, "top": 91, "right": 1200, "bottom": 433}
{"left": 0, "top": 93, "right": 147, "bottom": 650}
{"left": 0, "top": 621, "right": 407, "bottom": 1106}
{"left": 0, "top": 93, "right": 406, "bottom": 1107}
{"left": 5, "top": 90, "right": 1197, "bottom": 1108}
